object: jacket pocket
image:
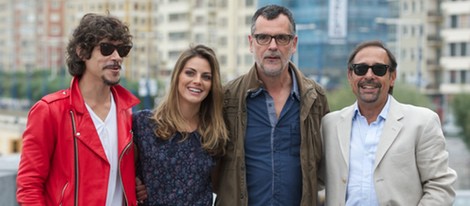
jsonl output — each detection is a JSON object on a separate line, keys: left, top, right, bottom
{"left": 58, "top": 182, "right": 69, "bottom": 206}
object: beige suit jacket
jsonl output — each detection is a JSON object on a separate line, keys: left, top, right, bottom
{"left": 320, "top": 96, "right": 457, "bottom": 206}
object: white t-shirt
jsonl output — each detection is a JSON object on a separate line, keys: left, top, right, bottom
{"left": 86, "top": 94, "right": 123, "bottom": 206}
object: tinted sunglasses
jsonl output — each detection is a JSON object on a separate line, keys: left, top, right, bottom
{"left": 350, "top": 63, "right": 390, "bottom": 76}
{"left": 99, "top": 43, "right": 132, "bottom": 57}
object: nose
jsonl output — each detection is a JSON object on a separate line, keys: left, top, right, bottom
{"left": 193, "top": 74, "right": 202, "bottom": 84}
{"left": 110, "top": 49, "right": 123, "bottom": 60}
{"left": 364, "top": 67, "right": 375, "bottom": 78}
{"left": 268, "top": 37, "right": 278, "bottom": 50}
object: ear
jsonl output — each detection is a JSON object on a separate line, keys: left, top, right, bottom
{"left": 76, "top": 47, "right": 84, "bottom": 60}
{"left": 347, "top": 69, "right": 353, "bottom": 84}
{"left": 291, "top": 35, "right": 298, "bottom": 53}
{"left": 347, "top": 67, "right": 353, "bottom": 79}
{"left": 248, "top": 35, "right": 254, "bottom": 53}
{"left": 389, "top": 70, "right": 397, "bottom": 87}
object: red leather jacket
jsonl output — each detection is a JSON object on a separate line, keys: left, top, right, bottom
{"left": 17, "top": 77, "right": 140, "bottom": 205}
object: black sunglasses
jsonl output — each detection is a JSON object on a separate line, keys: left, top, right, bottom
{"left": 350, "top": 63, "right": 390, "bottom": 76}
{"left": 99, "top": 43, "right": 132, "bottom": 57}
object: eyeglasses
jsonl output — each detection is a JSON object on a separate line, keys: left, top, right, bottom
{"left": 252, "top": 34, "right": 294, "bottom": 46}
{"left": 99, "top": 43, "right": 132, "bottom": 57}
{"left": 350, "top": 63, "right": 390, "bottom": 76}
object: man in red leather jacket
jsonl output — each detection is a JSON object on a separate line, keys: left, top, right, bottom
{"left": 16, "top": 13, "right": 140, "bottom": 206}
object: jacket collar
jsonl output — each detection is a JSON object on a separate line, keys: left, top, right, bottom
{"left": 336, "top": 96, "right": 404, "bottom": 169}
{"left": 243, "top": 61, "right": 322, "bottom": 120}
{"left": 68, "top": 76, "right": 140, "bottom": 114}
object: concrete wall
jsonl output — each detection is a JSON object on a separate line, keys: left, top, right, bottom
{"left": 0, "top": 172, "right": 18, "bottom": 206}
{"left": 0, "top": 154, "right": 19, "bottom": 206}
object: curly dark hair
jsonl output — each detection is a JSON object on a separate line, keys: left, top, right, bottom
{"left": 66, "top": 13, "right": 133, "bottom": 77}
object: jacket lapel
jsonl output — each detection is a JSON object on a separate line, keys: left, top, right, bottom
{"left": 69, "top": 78, "right": 139, "bottom": 162}
{"left": 374, "top": 97, "right": 404, "bottom": 169}
{"left": 68, "top": 77, "right": 108, "bottom": 161}
{"left": 337, "top": 106, "right": 355, "bottom": 168}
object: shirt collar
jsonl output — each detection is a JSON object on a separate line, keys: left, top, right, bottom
{"left": 248, "top": 67, "right": 300, "bottom": 100}
{"left": 353, "top": 94, "right": 391, "bottom": 121}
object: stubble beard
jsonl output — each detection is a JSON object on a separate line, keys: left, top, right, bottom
{"left": 259, "top": 62, "right": 285, "bottom": 77}
{"left": 102, "top": 76, "right": 120, "bottom": 86}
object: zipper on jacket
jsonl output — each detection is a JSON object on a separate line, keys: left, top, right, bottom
{"left": 69, "top": 110, "right": 79, "bottom": 206}
{"left": 119, "top": 132, "right": 133, "bottom": 205}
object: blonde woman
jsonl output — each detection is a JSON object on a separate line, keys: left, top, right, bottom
{"left": 133, "top": 44, "right": 228, "bottom": 205}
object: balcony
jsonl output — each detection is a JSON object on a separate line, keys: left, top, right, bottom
{"left": 427, "top": 10, "right": 443, "bottom": 23}
{"left": 427, "top": 34, "right": 442, "bottom": 47}
{"left": 426, "top": 59, "right": 443, "bottom": 72}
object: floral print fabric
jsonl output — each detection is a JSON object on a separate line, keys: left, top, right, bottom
{"left": 133, "top": 110, "right": 214, "bottom": 206}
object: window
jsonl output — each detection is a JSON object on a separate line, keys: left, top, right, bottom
{"left": 195, "top": 33, "right": 205, "bottom": 43}
{"left": 244, "top": 54, "right": 252, "bottom": 65}
{"left": 219, "top": 0, "right": 228, "bottom": 8}
{"left": 245, "top": 15, "right": 251, "bottom": 26}
{"left": 169, "top": 32, "right": 188, "bottom": 41}
{"left": 402, "top": 25, "right": 408, "bottom": 36}
{"left": 195, "top": 16, "right": 204, "bottom": 25}
{"left": 51, "top": 0, "right": 60, "bottom": 9}
{"left": 450, "top": 15, "right": 458, "bottom": 28}
{"left": 461, "top": 42, "right": 467, "bottom": 56}
{"left": 169, "top": 13, "right": 188, "bottom": 22}
{"left": 219, "top": 36, "right": 227, "bottom": 46}
{"left": 50, "top": 13, "right": 60, "bottom": 22}
{"left": 450, "top": 70, "right": 456, "bottom": 84}
{"left": 461, "top": 70, "right": 466, "bottom": 84}
{"left": 219, "top": 55, "right": 227, "bottom": 65}
{"left": 195, "top": 0, "right": 204, "bottom": 8}
{"left": 169, "top": 50, "right": 182, "bottom": 60}
{"left": 450, "top": 43, "right": 456, "bottom": 56}
{"left": 11, "top": 139, "right": 21, "bottom": 153}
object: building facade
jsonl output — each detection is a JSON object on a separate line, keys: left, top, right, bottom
{"left": 440, "top": 0, "right": 470, "bottom": 94}
{"left": 257, "top": 0, "right": 394, "bottom": 89}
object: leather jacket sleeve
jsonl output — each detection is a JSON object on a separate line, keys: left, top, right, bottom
{"left": 17, "top": 100, "right": 56, "bottom": 206}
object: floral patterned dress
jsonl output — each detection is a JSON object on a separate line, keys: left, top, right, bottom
{"left": 133, "top": 110, "right": 215, "bottom": 206}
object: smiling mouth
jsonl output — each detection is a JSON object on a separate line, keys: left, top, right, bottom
{"left": 361, "top": 85, "right": 377, "bottom": 89}
{"left": 188, "top": 88, "right": 202, "bottom": 93}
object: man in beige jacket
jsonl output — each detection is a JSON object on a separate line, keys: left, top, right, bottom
{"left": 320, "top": 40, "right": 457, "bottom": 205}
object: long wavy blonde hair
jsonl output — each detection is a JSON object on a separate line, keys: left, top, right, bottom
{"left": 151, "top": 44, "right": 228, "bottom": 156}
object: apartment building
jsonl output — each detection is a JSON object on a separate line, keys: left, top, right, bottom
{"left": 155, "top": 0, "right": 255, "bottom": 82}
{"left": 1, "top": 0, "right": 467, "bottom": 94}
{"left": 65, "top": 0, "right": 159, "bottom": 82}
{"left": 440, "top": 0, "right": 470, "bottom": 94}
{"left": 0, "top": 1, "right": 13, "bottom": 72}
{"left": 388, "top": 0, "right": 470, "bottom": 118}
{"left": 5, "top": 0, "right": 255, "bottom": 85}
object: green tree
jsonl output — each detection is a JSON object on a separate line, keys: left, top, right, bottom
{"left": 1, "top": 70, "right": 144, "bottom": 111}
{"left": 451, "top": 93, "right": 470, "bottom": 149}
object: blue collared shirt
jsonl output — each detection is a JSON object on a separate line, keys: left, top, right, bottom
{"left": 346, "top": 95, "right": 391, "bottom": 206}
{"left": 244, "top": 68, "right": 301, "bottom": 206}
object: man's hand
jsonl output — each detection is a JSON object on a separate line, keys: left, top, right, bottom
{"left": 136, "top": 177, "right": 148, "bottom": 204}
